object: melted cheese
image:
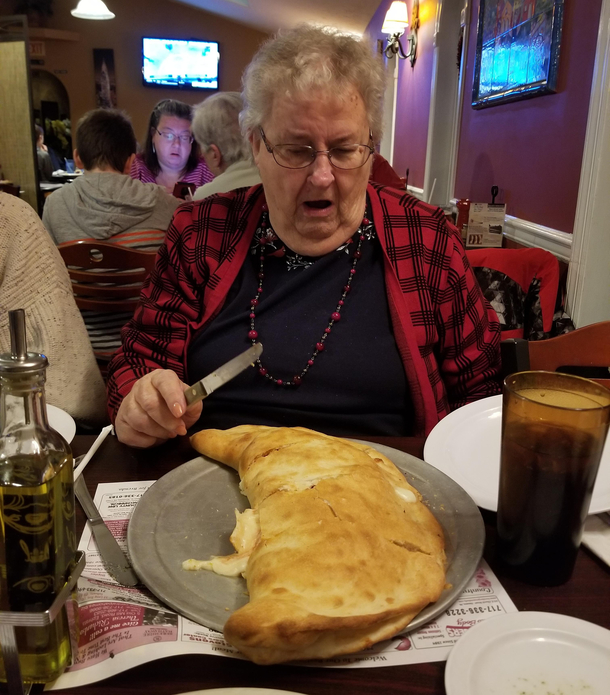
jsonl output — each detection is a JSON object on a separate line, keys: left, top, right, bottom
{"left": 230, "top": 508, "right": 260, "bottom": 553}
{"left": 183, "top": 507, "right": 260, "bottom": 578}
{"left": 182, "top": 554, "right": 249, "bottom": 577}
{"left": 395, "top": 487, "right": 417, "bottom": 503}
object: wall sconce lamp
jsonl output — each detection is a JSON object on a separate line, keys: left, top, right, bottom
{"left": 382, "top": 0, "right": 419, "bottom": 67}
{"left": 71, "top": 0, "right": 115, "bottom": 20}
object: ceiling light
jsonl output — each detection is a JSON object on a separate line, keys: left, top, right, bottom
{"left": 71, "top": 0, "right": 115, "bottom": 20}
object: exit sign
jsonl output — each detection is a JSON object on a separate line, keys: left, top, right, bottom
{"left": 29, "top": 41, "right": 45, "bottom": 59}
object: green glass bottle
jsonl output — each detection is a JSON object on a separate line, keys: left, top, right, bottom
{"left": 0, "top": 310, "right": 76, "bottom": 683}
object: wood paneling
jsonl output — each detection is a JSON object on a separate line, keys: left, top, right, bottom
{"left": 0, "top": 38, "right": 38, "bottom": 212}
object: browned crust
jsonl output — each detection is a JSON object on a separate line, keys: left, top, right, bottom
{"left": 190, "top": 426, "right": 446, "bottom": 664}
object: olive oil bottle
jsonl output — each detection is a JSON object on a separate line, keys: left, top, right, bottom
{"left": 0, "top": 310, "right": 76, "bottom": 684}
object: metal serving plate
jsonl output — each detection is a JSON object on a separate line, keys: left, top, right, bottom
{"left": 127, "top": 440, "right": 485, "bottom": 634}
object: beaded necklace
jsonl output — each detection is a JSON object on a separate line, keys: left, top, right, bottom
{"left": 248, "top": 209, "right": 372, "bottom": 387}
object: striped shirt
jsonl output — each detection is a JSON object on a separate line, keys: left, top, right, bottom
{"left": 130, "top": 155, "right": 214, "bottom": 189}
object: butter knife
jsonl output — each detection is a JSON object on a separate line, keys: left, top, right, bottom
{"left": 75, "top": 475, "right": 139, "bottom": 587}
{"left": 184, "top": 342, "right": 263, "bottom": 406}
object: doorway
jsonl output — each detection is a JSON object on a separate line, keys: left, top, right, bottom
{"left": 31, "top": 69, "right": 72, "bottom": 170}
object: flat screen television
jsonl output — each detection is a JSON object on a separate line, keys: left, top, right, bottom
{"left": 142, "top": 37, "right": 219, "bottom": 90}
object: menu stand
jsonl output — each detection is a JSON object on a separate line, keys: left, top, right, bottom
{"left": 0, "top": 551, "right": 86, "bottom": 695}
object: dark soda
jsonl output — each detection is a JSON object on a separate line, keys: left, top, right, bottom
{"left": 497, "top": 421, "right": 604, "bottom": 585}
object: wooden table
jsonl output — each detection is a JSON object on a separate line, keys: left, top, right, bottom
{"left": 39, "top": 434, "right": 610, "bottom": 694}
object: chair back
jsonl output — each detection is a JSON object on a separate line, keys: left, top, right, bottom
{"left": 57, "top": 240, "right": 157, "bottom": 312}
{"left": 466, "top": 247, "right": 562, "bottom": 340}
{"left": 0, "top": 183, "right": 20, "bottom": 197}
{"left": 501, "top": 321, "right": 610, "bottom": 388}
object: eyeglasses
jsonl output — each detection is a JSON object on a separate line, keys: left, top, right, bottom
{"left": 259, "top": 127, "right": 374, "bottom": 170}
{"left": 155, "top": 129, "right": 193, "bottom": 144}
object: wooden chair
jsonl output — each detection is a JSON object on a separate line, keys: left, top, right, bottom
{"left": 58, "top": 240, "right": 158, "bottom": 377}
{"left": 57, "top": 240, "right": 157, "bottom": 312}
{"left": 0, "top": 182, "right": 21, "bottom": 197}
{"left": 501, "top": 321, "right": 610, "bottom": 388}
{"left": 370, "top": 154, "right": 406, "bottom": 189}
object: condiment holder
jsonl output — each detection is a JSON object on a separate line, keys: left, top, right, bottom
{"left": 0, "top": 310, "right": 85, "bottom": 693}
{"left": 0, "top": 552, "right": 85, "bottom": 694}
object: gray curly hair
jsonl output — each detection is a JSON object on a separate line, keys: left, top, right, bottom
{"left": 192, "top": 92, "right": 251, "bottom": 166}
{"left": 241, "top": 25, "right": 387, "bottom": 144}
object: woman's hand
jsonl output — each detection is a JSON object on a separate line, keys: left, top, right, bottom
{"left": 115, "top": 369, "right": 203, "bottom": 448}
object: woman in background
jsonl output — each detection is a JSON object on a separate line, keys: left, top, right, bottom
{"left": 130, "top": 99, "right": 213, "bottom": 196}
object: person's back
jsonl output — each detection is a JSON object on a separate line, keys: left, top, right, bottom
{"left": 41, "top": 109, "right": 180, "bottom": 360}
{"left": 43, "top": 172, "right": 179, "bottom": 248}
{"left": 0, "top": 192, "right": 107, "bottom": 425}
{"left": 42, "top": 108, "right": 180, "bottom": 248}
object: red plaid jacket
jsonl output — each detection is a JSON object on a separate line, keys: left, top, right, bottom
{"left": 106, "top": 184, "right": 501, "bottom": 435}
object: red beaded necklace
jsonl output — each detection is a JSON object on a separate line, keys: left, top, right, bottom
{"left": 248, "top": 210, "right": 370, "bottom": 387}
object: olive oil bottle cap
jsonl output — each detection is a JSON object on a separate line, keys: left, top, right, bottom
{"left": 0, "top": 308, "right": 48, "bottom": 373}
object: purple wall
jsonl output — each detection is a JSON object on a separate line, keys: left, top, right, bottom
{"left": 366, "top": 0, "right": 435, "bottom": 189}
{"left": 455, "top": 0, "right": 602, "bottom": 233}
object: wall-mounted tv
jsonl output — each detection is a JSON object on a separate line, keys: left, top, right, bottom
{"left": 142, "top": 37, "right": 219, "bottom": 90}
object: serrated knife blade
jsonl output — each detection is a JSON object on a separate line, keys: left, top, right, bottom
{"left": 184, "top": 342, "right": 263, "bottom": 407}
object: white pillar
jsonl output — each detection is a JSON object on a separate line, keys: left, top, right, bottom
{"left": 567, "top": 0, "right": 610, "bottom": 326}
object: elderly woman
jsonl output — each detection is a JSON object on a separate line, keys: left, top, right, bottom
{"left": 191, "top": 91, "right": 261, "bottom": 200}
{"left": 108, "top": 25, "right": 501, "bottom": 448}
{"left": 130, "top": 98, "right": 213, "bottom": 196}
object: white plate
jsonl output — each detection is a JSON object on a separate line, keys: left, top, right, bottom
{"left": 445, "top": 611, "right": 610, "bottom": 695}
{"left": 175, "top": 690, "right": 306, "bottom": 695}
{"left": 47, "top": 404, "right": 76, "bottom": 443}
{"left": 423, "top": 395, "right": 610, "bottom": 514}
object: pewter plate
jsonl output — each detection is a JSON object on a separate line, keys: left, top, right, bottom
{"left": 127, "top": 441, "right": 485, "bottom": 634}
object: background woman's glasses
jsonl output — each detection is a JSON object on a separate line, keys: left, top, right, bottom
{"left": 155, "top": 130, "right": 194, "bottom": 144}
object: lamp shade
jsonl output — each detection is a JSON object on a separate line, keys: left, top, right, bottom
{"left": 71, "top": 0, "right": 115, "bottom": 20}
{"left": 382, "top": 1, "right": 409, "bottom": 35}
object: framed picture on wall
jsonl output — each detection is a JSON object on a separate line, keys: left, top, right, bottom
{"left": 472, "top": 0, "right": 564, "bottom": 109}
{"left": 93, "top": 48, "right": 117, "bottom": 109}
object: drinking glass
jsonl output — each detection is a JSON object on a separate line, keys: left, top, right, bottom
{"left": 497, "top": 371, "right": 610, "bottom": 585}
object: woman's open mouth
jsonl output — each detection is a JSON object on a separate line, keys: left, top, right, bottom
{"left": 304, "top": 200, "right": 332, "bottom": 209}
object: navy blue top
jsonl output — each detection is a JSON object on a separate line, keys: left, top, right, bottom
{"left": 187, "top": 218, "right": 414, "bottom": 437}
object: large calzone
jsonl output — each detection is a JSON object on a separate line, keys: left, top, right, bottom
{"left": 185, "top": 425, "right": 446, "bottom": 665}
